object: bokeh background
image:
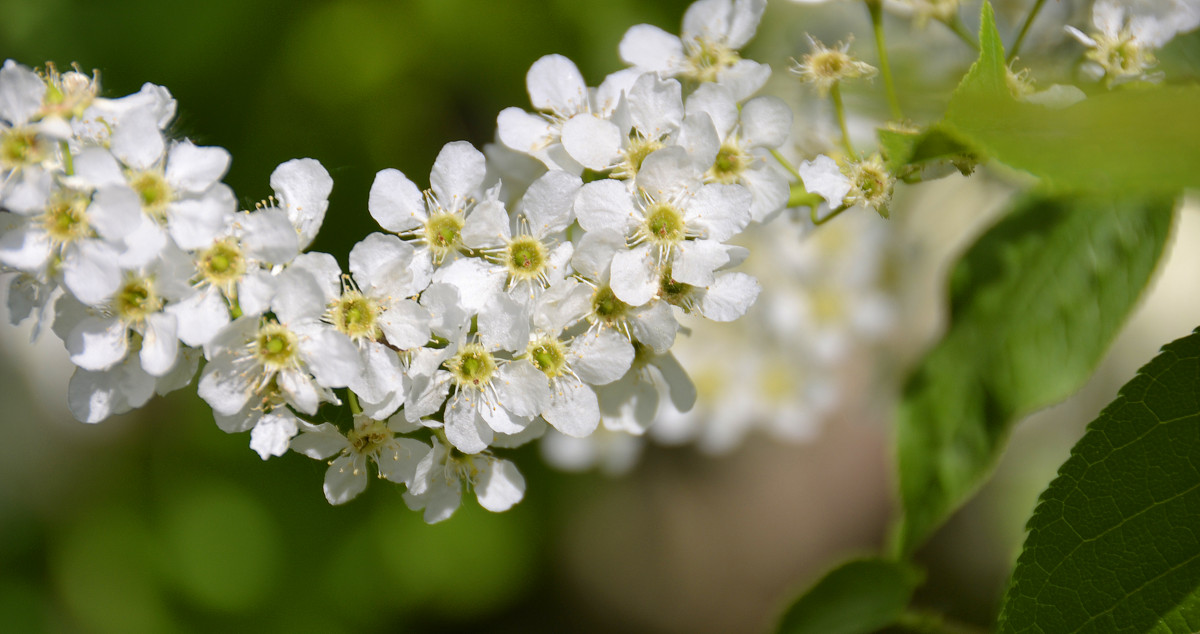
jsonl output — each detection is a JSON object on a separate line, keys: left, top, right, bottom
{"left": 2, "top": 0, "right": 1200, "bottom": 632}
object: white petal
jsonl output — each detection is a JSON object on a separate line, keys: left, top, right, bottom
{"left": 300, "top": 329, "right": 362, "bottom": 389}
{"left": 288, "top": 251, "right": 342, "bottom": 303}
{"left": 698, "top": 271, "right": 760, "bottom": 321}
{"left": 672, "top": 239, "right": 728, "bottom": 287}
{"left": 686, "top": 83, "right": 738, "bottom": 139}
{"left": 740, "top": 96, "right": 792, "bottom": 148}
{"left": 683, "top": 0, "right": 733, "bottom": 44}
{"left": 324, "top": 454, "right": 369, "bottom": 504}
{"left": 619, "top": 24, "right": 684, "bottom": 72}
{"left": 378, "top": 299, "right": 431, "bottom": 350}
{"left": 0, "top": 60, "right": 46, "bottom": 124}
{"left": 290, "top": 422, "right": 350, "bottom": 459}
{"left": 368, "top": 168, "right": 426, "bottom": 233}
{"left": 167, "top": 185, "right": 236, "bottom": 250}
{"left": 237, "top": 269, "right": 276, "bottom": 316}
{"left": 67, "top": 367, "right": 124, "bottom": 423}
{"left": 716, "top": 59, "right": 771, "bottom": 102}
{"left": 626, "top": 73, "right": 684, "bottom": 140}
{"left": 521, "top": 168, "right": 582, "bottom": 238}
{"left": 166, "top": 141, "right": 230, "bottom": 193}
{"left": 0, "top": 223, "right": 51, "bottom": 272}
{"left": 139, "top": 312, "right": 178, "bottom": 377}
{"left": 726, "top": 0, "right": 767, "bottom": 50}
{"left": 378, "top": 437, "right": 430, "bottom": 484}
{"left": 479, "top": 293, "right": 530, "bottom": 353}
{"left": 474, "top": 458, "right": 525, "bottom": 512}
{"left": 73, "top": 147, "right": 126, "bottom": 187}
{"left": 198, "top": 358, "right": 254, "bottom": 416}
{"left": 571, "top": 229, "right": 623, "bottom": 282}
{"left": 88, "top": 185, "right": 143, "bottom": 241}
{"left": 114, "top": 217, "right": 169, "bottom": 269}
{"left": 271, "top": 158, "right": 332, "bottom": 250}
{"left": 461, "top": 196, "right": 510, "bottom": 249}
{"left": 571, "top": 328, "right": 635, "bottom": 385}
{"left": 797, "top": 155, "right": 852, "bottom": 206}
{"left": 687, "top": 183, "right": 751, "bottom": 242}
{"left": 63, "top": 241, "right": 122, "bottom": 306}
{"left": 349, "top": 232, "right": 417, "bottom": 295}
{"left": 654, "top": 351, "right": 696, "bottom": 412}
{"left": 278, "top": 367, "right": 320, "bottom": 415}
{"left": 637, "top": 146, "right": 700, "bottom": 201}
{"left": 630, "top": 300, "right": 678, "bottom": 354}
{"left": 497, "top": 107, "right": 555, "bottom": 156}
{"left": 610, "top": 243, "right": 659, "bottom": 306}
{"left": 526, "top": 54, "right": 588, "bottom": 115}
{"left": 574, "top": 179, "right": 637, "bottom": 234}
{"left": 561, "top": 114, "right": 622, "bottom": 171}
{"left": 272, "top": 266, "right": 327, "bottom": 324}
{"left": 431, "top": 257, "right": 505, "bottom": 315}
{"left": 419, "top": 283, "right": 467, "bottom": 339}
{"left": 543, "top": 377, "right": 600, "bottom": 437}
{"left": 240, "top": 208, "right": 300, "bottom": 264}
{"left": 494, "top": 360, "right": 552, "bottom": 418}
{"left": 742, "top": 164, "right": 790, "bottom": 222}
{"left": 110, "top": 107, "right": 164, "bottom": 171}
{"left": 249, "top": 410, "right": 300, "bottom": 460}
{"left": 67, "top": 316, "right": 128, "bottom": 371}
{"left": 430, "top": 141, "right": 486, "bottom": 213}
{"left": 444, "top": 393, "right": 492, "bottom": 453}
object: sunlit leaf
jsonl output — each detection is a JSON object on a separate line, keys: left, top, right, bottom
{"left": 893, "top": 192, "right": 1174, "bottom": 556}
{"left": 998, "top": 328, "right": 1200, "bottom": 634}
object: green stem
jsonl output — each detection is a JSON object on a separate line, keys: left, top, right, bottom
{"left": 866, "top": 0, "right": 903, "bottom": 120}
{"left": 771, "top": 148, "right": 801, "bottom": 179}
{"left": 788, "top": 181, "right": 823, "bottom": 209}
{"left": 1007, "top": 0, "right": 1046, "bottom": 62}
{"left": 60, "top": 140, "right": 74, "bottom": 176}
{"left": 830, "top": 82, "right": 855, "bottom": 158}
{"left": 347, "top": 389, "right": 362, "bottom": 416}
{"left": 811, "top": 203, "right": 850, "bottom": 226}
{"left": 941, "top": 14, "right": 979, "bottom": 51}
{"left": 896, "top": 609, "right": 990, "bottom": 634}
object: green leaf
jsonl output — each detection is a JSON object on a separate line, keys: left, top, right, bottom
{"left": 878, "top": 125, "right": 977, "bottom": 182}
{"left": 942, "top": 4, "right": 1200, "bottom": 192}
{"left": 948, "top": 1, "right": 1007, "bottom": 104}
{"left": 775, "top": 558, "right": 923, "bottom": 634}
{"left": 893, "top": 192, "right": 1174, "bottom": 556}
{"left": 997, "top": 328, "right": 1200, "bottom": 634}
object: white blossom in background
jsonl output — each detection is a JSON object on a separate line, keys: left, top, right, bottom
{"left": 1066, "top": 0, "right": 1200, "bottom": 85}
{"left": 619, "top": 0, "right": 771, "bottom": 101}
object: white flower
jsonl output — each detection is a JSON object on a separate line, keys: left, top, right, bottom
{"left": 404, "top": 437, "right": 526, "bottom": 523}
{"left": 575, "top": 146, "right": 752, "bottom": 307}
{"left": 197, "top": 267, "right": 360, "bottom": 421}
{"left": 369, "top": 140, "right": 496, "bottom": 268}
{"left": 685, "top": 83, "right": 792, "bottom": 221}
{"left": 496, "top": 55, "right": 635, "bottom": 173}
{"left": 53, "top": 244, "right": 193, "bottom": 377}
{"left": 291, "top": 415, "right": 430, "bottom": 504}
{"left": 104, "top": 110, "right": 236, "bottom": 254}
{"left": 619, "top": 0, "right": 771, "bottom": 101}
{"left": 1065, "top": 0, "right": 1200, "bottom": 84}
{"left": 525, "top": 278, "right": 635, "bottom": 437}
{"left": 460, "top": 169, "right": 580, "bottom": 301}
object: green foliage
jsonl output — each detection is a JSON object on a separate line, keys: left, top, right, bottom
{"left": 775, "top": 558, "right": 923, "bottom": 634}
{"left": 942, "top": 2, "right": 1200, "bottom": 193}
{"left": 998, "top": 328, "right": 1200, "bottom": 634}
{"left": 877, "top": 125, "right": 976, "bottom": 183}
{"left": 893, "top": 192, "right": 1174, "bottom": 556}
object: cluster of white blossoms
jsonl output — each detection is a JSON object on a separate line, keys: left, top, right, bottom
{"left": 0, "top": 0, "right": 812, "bottom": 522}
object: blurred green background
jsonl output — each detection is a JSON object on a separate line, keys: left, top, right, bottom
{"left": 4, "top": 1, "right": 1200, "bottom": 632}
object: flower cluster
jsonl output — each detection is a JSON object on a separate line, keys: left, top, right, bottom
{"left": 0, "top": 0, "right": 803, "bottom": 521}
